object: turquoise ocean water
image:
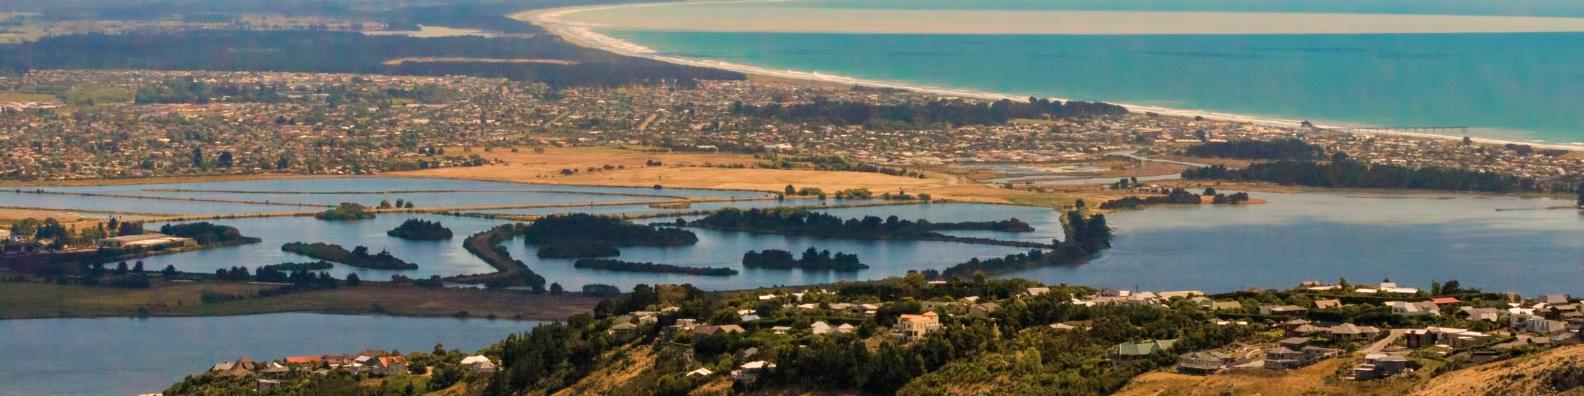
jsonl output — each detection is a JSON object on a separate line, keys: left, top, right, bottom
{"left": 595, "top": 0, "right": 1584, "bottom": 143}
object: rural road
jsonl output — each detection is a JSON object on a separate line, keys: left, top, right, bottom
{"left": 1361, "top": 329, "right": 1411, "bottom": 355}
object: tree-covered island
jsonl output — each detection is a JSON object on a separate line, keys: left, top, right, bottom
{"left": 742, "top": 247, "right": 870, "bottom": 271}
{"left": 280, "top": 242, "right": 418, "bottom": 270}
{"left": 573, "top": 259, "right": 738, "bottom": 276}
{"left": 386, "top": 219, "right": 453, "bottom": 240}
{"left": 315, "top": 202, "right": 377, "bottom": 220}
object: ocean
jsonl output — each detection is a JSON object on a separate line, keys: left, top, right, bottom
{"left": 570, "top": 0, "right": 1584, "bottom": 144}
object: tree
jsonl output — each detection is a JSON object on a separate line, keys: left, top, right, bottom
{"left": 550, "top": 282, "right": 564, "bottom": 295}
{"left": 395, "top": 198, "right": 405, "bottom": 208}
{"left": 162, "top": 265, "right": 177, "bottom": 279}
{"left": 1577, "top": 186, "right": 1584, "bottom": 207}
{"left": 192, "top": 147, "right": 204, "bottom": 168}
{"left": 785, "top": 184, "right": 796, "bottom": 195}
{"left": 346, "top": 272, "right": 361, "bottom": 286}
{"left": 379, "top": 200, "right": 393, "bottom": 209}
{"left": 277, "top": 155, "right": 290, "bottom": 169}
{"left": 116, "top": 261, "right": 129, "bottom": 274}
{"left": 1075, "top": 199, "right": 1086, "bottom": 209}
{"left": 217, "top": 151, "right": 233, "bottom": 168}
{"left": 1203, "top": 188, "right": 1217, "bottom": 196}
{"left": 1463, "top": 136, "right": 1473, "bottom": 145}
{"left": 132, "top": 261, "right": 144, "bottom": 273}
{"left": 404, "top": 201, "right": 415, "bottom": 209}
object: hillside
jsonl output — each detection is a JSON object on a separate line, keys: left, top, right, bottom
{"left": 1411, "top": 345, "right": 1584, "bottom": 396}
{"left": 1114, "top": 358, "right": 1425, "bottom": 396}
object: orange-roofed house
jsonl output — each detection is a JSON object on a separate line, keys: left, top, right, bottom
{"left": 375, "top": 356, "right": 408, "bottom": 376}
{"left": 1431, "top": 297, "right": 1462, "bottom": 305}
{"left": 896, "top": 312, "right": 941, "bottom": 341}
{"left": 285, "top": 356, "right": 322, "bottom": 365}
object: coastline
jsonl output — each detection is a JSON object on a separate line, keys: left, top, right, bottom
{"left": 515, "top": 2, "right": 1584, "bottom": 152}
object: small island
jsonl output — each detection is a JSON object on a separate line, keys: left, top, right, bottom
{"left": 573, "top": 258, "right": 738, "bottom": 276}
{"left": 1099, "top": 188, "right": 1251, "bottom": 210}
{"left": 158, "top": 222, "right": 261, "bottom": 246}
{"left": 315, "top": 202, "right": 376, "bottom": 220}
{"left": 523, "top": 213, "right": 698, "bottom": 246}
{"left": 691, "top": 207, "right": 1036, "bottom": 241}
{"left": 280, "top": 242, "right": 418, "bottom": 270}
{"left": 536, "top": 242, "right": 620, "bottom": 259}
{"left": 260, "top": 261, "right": 335, "bottom": 271}
{"left": 742, "top": 247, "right": 869, "bottom": 271}
{"left": 386, "top": 219, "right": 453, "bottom": 240}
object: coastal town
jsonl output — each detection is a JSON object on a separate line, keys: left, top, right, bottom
{"left": 4, "top": 70, "right": 1580, "bottom": 188}
{"left": 149, "top": 276, "right": 1584, "bottom": 395}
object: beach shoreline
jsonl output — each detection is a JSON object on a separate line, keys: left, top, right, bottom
{"left": 515, "top": 2, "right": 1584, "bottom": 152}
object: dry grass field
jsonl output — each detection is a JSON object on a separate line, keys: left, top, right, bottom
{"left": 1411, "top": 345, "right": 1584, "bottom": 396}
{"left": 396, "top": 147, "right": 945, "bottom": 193}
{"left": 1114, "top": 358, "right": 1426, "bottom": 396}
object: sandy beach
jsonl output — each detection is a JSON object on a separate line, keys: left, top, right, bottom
{"left": 515, "top": 2, "right": 1584, "bottom": 151}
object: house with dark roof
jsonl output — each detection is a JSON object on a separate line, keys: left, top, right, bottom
{"left": 1263, "top": 338, "right": 1339, "bottom": 370}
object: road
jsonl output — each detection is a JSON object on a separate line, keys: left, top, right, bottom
{"left": 1361, "top": 329, "right": 1412, "bottom": 355}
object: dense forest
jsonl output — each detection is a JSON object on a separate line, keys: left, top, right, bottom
{"left": 731, "top": 96, "right": 1128, "bottom": 127}
{"left": 1182, "top": 161, "right": 1563, "bottom": 193}
{"left": 741, "top": 247, "right": 869, "bottom": 271}
{"left": 535, "top": 242, "right": 620, "bottom": 259}
{"left": 315, "top": 202, "right": 376, "bottom": 220}
{"left": 158, "top": 222, "right": 259, "bottom": 246}
{"left": 572, "top": 258, "right": 738, "bottom": 276}
{"left": 522, "top": 214, "right": 698, "bottom": 247}
{"left": 0, "top": 30, "right": 744, "bottom": 87}
{"left": 386, "top": 219, "right": 453, "bottom": 240}
{"left": 280, "top": 242, "right": 418, "bottom": 270}
{"left": 1184, "top": 138, "right": 1325, "bottom": 160}
{"left": 691, "top": 207, "right": 1035, "bottom": 242}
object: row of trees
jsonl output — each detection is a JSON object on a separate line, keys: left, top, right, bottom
{"left": 691, "top": 207, "right": 1034, "bottom": 241}
{"left": 731, "top": 97, "right": 1127, "bottom": 127}
{"left": 1182, "top": 161, "right": 1563, "bottom": 193}
{"left": 572, "top": 258, "right": 739, "bottom": 276}
{"left": 741, "top": 247, "right": 869, "bottom": 271}
{"left": 522, "top": 214, "right": 698, "bottom": 247}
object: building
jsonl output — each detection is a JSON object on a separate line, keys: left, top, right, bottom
{"left": 1325, "top": 323, "right": 1382, "bottom": 341}
{"left": 694, "top": 325, "right": 746, "bottom": 336}
{"left": 1264, "top": 338, "right": 1340, "bottom": 370}
{"left": 970, "top": 302, "right": 1000, "bottom": 319}
{"left": 1177, "top": 351, "right": 1233, "bottom": 375}
{"left": 460, "top": 355, "right": 496, "bottom": 373}
{"left": 1314, "top": 299, "right": 1343, "bottom": 310}
{"left": 1354, "top": 354, "right": 1410, "bottom": 380}
{"left": 374, "top": 356, "right": 408, "bottom": 376}
{"left": 896, "top": 312, "right": 941, "bottom": 341}
{"left": 732, "top": 361, "right": 776, "bottom": 382}
{"left": 95, "top": 234, "right": 197, "bottom": 249}
{"left": 1112, "top": 339, "right": 1177, "bottom": 362}
{"left": 1390, "top": 301, "right": 1439, "bottom": 316}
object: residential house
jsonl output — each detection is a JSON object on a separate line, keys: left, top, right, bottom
{"left": 1279, "top": 319, "right": 1313, "bottom": 336}
{"left": 686, "top": 368, "right": 713, "bottom": 377}
{"left": 1177, "top": 351, "right": 1233, "bottom": 375}
{"left": 1354, "top": 354, "right": 1410, "bottom": 380}
{"left": 1210, "top": 301, "right": 1243, "bottom": 311}
{"left": 1314, "top": 299, "right": 1344, "bottom": 310}
{"left": 610, "top": 322, "right": 638, "bottom": 339}
{"left": 732, "top": 361, "right": 776, "bottom": 382}
{"left": 1260, "top": 304, "right": 1308, "bottom": 316}
{"left": 1325, "top": 323, "right": 1382, "bottom": 341}
{"left": 374, "top": 356, "right": 408, "bottom": 376}
{"left": 1456, "top": 307, "right": 1501, "bottom": 322}
{"left": 1431, "top": 297, "right": 1462, "bottom": 306}
{"left": 460, "top": 355, "right": 496, "bottom": 373}
{"left": 1390, "top": 301, "right": 1439, "bottom": 316}
{"left": 694, "top": 325, "right": 747, "bottom": 336}
{"left": 1264, "top": 338, "right": 1339, "bottom": 370}
{"left": 1111, "top": 339, "right": 1177, "bottom": 362}
{"left": 1158, "top": 291, "right": 1204, "bottom": 300}
{"left": 896, "top": 312, "right": 941, "bottom": 341}
{"left": 770, "top": 326, "right": 792, "bottom": 335}
{"left": 1050, "top": 323, "right": 1079, "bottom": 331}
{"left": 970, "top": 302, "right": 1000, "bottom": 319}
{"left": 1537, "top": 294, "right": 1572, "bottom": 305}
{"left": 258, "top": 379, "right": 282, "bottom": 392}
{"left": 811, "top": 321, "right": 833, "bottom": 335}
{"left": 1027, "top": 287, "right": 1050, "bottom": 296}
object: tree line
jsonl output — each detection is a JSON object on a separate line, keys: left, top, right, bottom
{"left": 690, "top": 207, "right": 1034, "bottom": 241}
{"left": 522, "top": 214, "right": 698, "bottom": 247}
{"left": 386, "top": 219, "right": 452, "bottom": 240}
{"left": 730, "top": 96, "right": 1127, "bottom": 127}
{"left": 280, "top": 242, "right": 419, "bottom": 270}
{"left": 572, "top": 258, "right": 738, "bottom": 276}
{"left": 1181, "top": 160, "right": 1568, "bottom": 193}
{"left": 940, "top": 210, "right": 1110, "bottom": 278}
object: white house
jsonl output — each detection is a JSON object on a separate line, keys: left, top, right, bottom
{"left": 460, "top": 355, "right": 496, "bottom": 373}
